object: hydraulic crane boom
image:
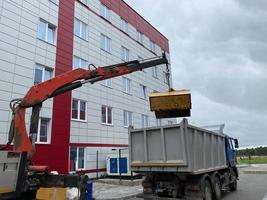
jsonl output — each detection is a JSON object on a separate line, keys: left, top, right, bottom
{"left": 1, "top": 54, "right": 168, "bottom": 155}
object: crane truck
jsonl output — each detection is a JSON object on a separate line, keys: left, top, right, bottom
{"left": 129, "top": 118, "right": 239, "bottom": 200}
{"left": 0, "top": 54, "right": 182, "bottom": 200}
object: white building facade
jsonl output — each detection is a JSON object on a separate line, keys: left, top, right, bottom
{"left": 0, "top": 0, "right": 174, "bottom": 177}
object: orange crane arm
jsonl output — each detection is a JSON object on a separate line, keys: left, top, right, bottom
{"left": 2, "top": 54, "right": 168, "bottom": 154}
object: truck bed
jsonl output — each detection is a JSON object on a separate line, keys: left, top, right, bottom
{"left": 129, "top": 119, "right": 227, "bottom": 174}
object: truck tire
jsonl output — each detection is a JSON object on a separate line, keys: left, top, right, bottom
{"left": 229, "top": 173, "right": 237, "bottom": 191}
{"left": 213, "top": 177, "right": 222, "bottom": 200}
{"left": 203, "top": 180, "right": 212, "bottom": 200}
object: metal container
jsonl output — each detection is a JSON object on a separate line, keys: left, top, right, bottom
{"left": 149, "top": 89, "right": 191, "bottom": 118}
{"left": 129, "top": 119, "right": 227, "bottom": 174}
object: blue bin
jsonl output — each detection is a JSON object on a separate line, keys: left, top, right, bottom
{"left": 85, "top": 181, "right": 93, "bottom": 200}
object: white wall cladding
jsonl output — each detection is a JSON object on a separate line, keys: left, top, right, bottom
{"left": 0, "top": 0, "right": 58, "bottom": 144}
{"left": 0, "top": 0, "right": 174, "bottom": 176}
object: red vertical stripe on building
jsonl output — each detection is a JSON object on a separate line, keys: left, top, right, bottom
{"left": 32, "top": 0, "right": 75, "bottom": 174}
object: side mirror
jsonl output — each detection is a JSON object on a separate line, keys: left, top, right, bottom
{"left": 234, "top": 139, "right": 239, "bottom": 149}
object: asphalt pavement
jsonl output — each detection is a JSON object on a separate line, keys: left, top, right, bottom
{"left": 93, "top": 165, "right": 267, "bottom": 200}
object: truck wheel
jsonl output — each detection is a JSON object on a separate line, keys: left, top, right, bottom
{"left": 203, "top": 180, "right": 212, "bottom": 200}
{"left": 229, "top": 173, "right": 237, "bottom": 191}
{"left": 213, "top": 177, "right": 221, "bottom": 200}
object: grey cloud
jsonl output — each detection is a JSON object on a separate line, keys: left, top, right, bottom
{"left": 126, "top": 0, "right": 267, "bottom": 146}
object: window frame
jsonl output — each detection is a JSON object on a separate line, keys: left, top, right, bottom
{"left": 140, "top": 84, "right": 147, "bottom": 99}
{"left": 121, "top": 46, "right": 129, "bottom": 62}
{"left": 100, "top": 34, "right": 111, "bottom": 53}
{"left": 38, "top": 19, "right": 56, "bottom": 45}
{"left": 121, "top": 18, "right": 129, "bottom": 33}
{"left": 123, "top": 110, "right": 133, "bottom": 128}
{"left": 70, "top": 147, "right": 86, "bottom": 172}
{"left": 102, "top": 79, "right": 112, "bottom": 88}
{"left": 73, "top": 56, "right": 88, "bottom": 69}
{"left": 74, "top": 18, "right": 88, "bottom": 40}
{"left": 101, "top": 105, "right": 113, "bottom": 125}
{"left": 150, "top": 40, "right": 156, "bottom": 52}
{"left": 136, "top": 30, "right": 143, "bottom": 44}
{"left": 122, "top": 77, "right": 131, "bottom": 94}
{"left": 34, "top": 63, "right": 53, "bottom": 85}
{"left": 100, "top": 3, "right": 110, "bottom": 21}
{"left": 71, "top": 99, "right": 87, "bottom": 122}
{"left": 31, "top": 117, "right": 51, "bottom": 144}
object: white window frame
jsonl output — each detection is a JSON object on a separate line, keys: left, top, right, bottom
{"left": 102, "top": 79, "right": 112, "bottom": 88}
{"left": 71, "top": 99, "right": 87, "bottom": 122}
{"left": 122, "top": 77, "right": 131, "bottom": 94}
{"left": 150, "top": 40, "right": 156, "bottom": 52}
{"left": 121, "top": 18, "right": 129, "bottom": 33}
{"left": 136, "top": 30, "right": 143, "bottom": 44}
{"left": 70, "top": 147, "right": 86, "bottom": 172}
{"left": 34, "top": 64, "right": 53, "bottom": 85}
{"left": 123, "top": 110, "right": 133, "bottom": 127}
{"left": 152, "top": 66, "right": 158, "bottom": 78}
{"left": 73, "top": 56, "right": 88, "bottom": 69}
{"left": 140, "top": 84, "right": 147, "bottom": 99}
{"left": 141, "top": 114, "right": 148, "bottom": 128}
{"left": 35, "top": 118, "right": 51, "bottom": 144}
{"left": 101, "top": 105, "right": 113, "bottom": 125}
{"left": 100, "top": 3, "right": 110, "bottom": 20}
{"left": 121, "top": 46, "right": 129, "bottom": 61}
{"left": 74, "top": 18, "right": 88, "bottom": 40}
{"left": 100, "top": 34, "right": 111, "bottom": 53}
{"left": 38, "top": 19, "right": 56, "bottom": 45}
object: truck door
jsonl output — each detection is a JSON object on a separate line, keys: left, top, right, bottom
{"left": 225, "top": 136, "right": 235, "bottom": 167}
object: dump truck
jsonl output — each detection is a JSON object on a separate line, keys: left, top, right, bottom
{"left": 129, "top": 118, "right": 239, "bottom": 200}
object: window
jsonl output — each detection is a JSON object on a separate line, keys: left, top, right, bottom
{"left": 74, "top": 18, "right": 88, "bottom": 40}
{"left": 30, "top": 118, "right": 50, "bottom": 143}
{"left": 152, "top": 66, "right": 158, "bottom": 78}
{"left": 123, "top": 110, "right": 133, "bottom": 127}
{"left": 121, "top": 46, "right": 129, "bottom": 61}
{"left": 80, "top": 0, "right": 88, "bottom": 5}
{"left": 156, "top": 119, "right": 162, "bottom": 127}
{"left": 100, "top": 34, "right": 111, "bottom": 53}
{"left": 141, "top": 115, "right": 148, "bottom": 128}
{"left": 72, "top": 99, "right": 87, "bottom": 121}
{"left": 122, "top": 77, "right": 130, "bottom": 93}
{"left": 102, "top": 79, "right": 112, "bottom": 87}
{"left": 140, "top": 84, "right": 147, "bottom": 99}
{"left": 136, "top": 30, "right": 143, "bottom": 44}
{"left": 121, "top": 18, "right": 128, "bottom": 33}
{"left": 150, "top": 40, "right": 156, "bottom": 52}
{"left": 49, "top": 0, "right": 59, "bottom": 5}
{"left": 102, "top": 106, "right": 113, "bottom": 125}
{"left": 34, "top": 64, "right": 53, "bottom": 85}
{"left": 100, "top": 4, "right": 110, "bottom": 20}
{"left": 38, "top": 19, "right": 56, "bottom": 44}
{"left": 70, "top": 147, "right": 85, "bottom": 172}
{"left": 73, "top": 56, "right": 88, "bottom": 69}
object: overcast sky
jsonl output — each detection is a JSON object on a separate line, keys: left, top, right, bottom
{"left": 126, "top": 0, "right": 267, "bottom": 147}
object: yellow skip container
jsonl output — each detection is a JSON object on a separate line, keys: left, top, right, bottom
{"left": 149, "top": 89, "right": 191, "bottom": 118}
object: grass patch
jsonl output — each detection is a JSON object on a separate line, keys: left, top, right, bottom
{"left": 238, "top": 156, "right": 267, "bottom": 164}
